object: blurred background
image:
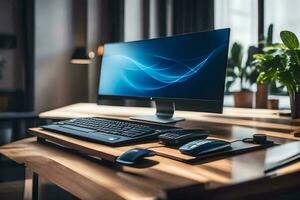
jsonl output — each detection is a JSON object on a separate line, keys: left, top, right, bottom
{"left": 1, "top": 0, "right": 299, "bottom": 116}
{"left": 1, "top": 0, "right": 300, "bottom": 199}
{"left": 0, "top": 0, "right": 300, "bottom": 115}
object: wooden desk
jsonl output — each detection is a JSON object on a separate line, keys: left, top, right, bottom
{"left": 40, "top": 103, "right": 300, "bottom": 141}
{"left": 1, "top": 103, "right": 300, "bottom": 200}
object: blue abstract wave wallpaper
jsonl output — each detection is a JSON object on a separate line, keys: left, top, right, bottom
{"left": 99, "top": 29, "right": 230, "bottom": 100}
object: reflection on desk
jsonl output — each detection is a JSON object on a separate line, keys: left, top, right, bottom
{"left": 1, "top": 103, "right": 300, "bottom": 200}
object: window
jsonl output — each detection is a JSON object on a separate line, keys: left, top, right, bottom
{"left": 214, "top": 0, "right": 294, "bottom": 108}
{"left": 214, "top": 0, "right": 258, "bottom": 48}
{"left": 265, "top": 0, "right": 300, "bottom": 42}
{"left": 215, "top": 0, "right": 258, "bottom": 93}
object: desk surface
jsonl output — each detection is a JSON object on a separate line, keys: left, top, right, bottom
{"left": 40, "top": 103, "right": 300, "bottom": 141}
{"left": 2, "top": 103, "right": 300, "bottom": 199}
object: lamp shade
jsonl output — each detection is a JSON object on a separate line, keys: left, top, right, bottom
{"left": 70, "top": 47, "right": 92, "bottom": 64}
{"left": 0, "top": 34, "right": 17, "bottom": 49}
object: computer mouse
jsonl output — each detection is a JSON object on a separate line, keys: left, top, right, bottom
{"left": 116, "top": 148, "right": 155, "bottom": 165}
{"left": 179, "top": 139, "right": 231, "bottom": 156}
{"left": 159, "top": 129, "right": 209, "bottom": 146}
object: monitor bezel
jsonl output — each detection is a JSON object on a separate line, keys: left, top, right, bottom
{"left": 97, "top": 28, "right": 230, "bottom": 113}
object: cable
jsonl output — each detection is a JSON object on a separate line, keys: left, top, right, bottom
{"left": 230, "top": 139, "right": 244, "bottom": 144}
{"left": 146, "top": 145, "right": 166, "bottom": 150}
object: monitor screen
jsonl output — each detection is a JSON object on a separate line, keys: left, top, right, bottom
{"left": 98, "top": 29, "right": 230, "bottom": 103}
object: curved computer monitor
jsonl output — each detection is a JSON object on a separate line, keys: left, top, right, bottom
{"left": 97, "top": 28, "right": 230, "bottom": 124}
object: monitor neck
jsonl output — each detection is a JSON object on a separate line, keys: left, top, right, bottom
{"left": 155, "top": 100, "right": 175, "bottom": 118}
{"left": 130, "top": 100, "right": 185, "bottom": 124}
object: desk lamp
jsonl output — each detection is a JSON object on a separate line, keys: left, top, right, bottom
{"left": 70, "top": 47, "right": 93, "bottom": 64}
{"left": 70, "top": 45, "right": 104, "bottom": 65}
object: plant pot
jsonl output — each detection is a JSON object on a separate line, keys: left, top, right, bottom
{"left": 233, "top": 91, "right": 254, "bottom": 108}
{"left": 256, "top": 84, "right": 268, "bottom": 108}
{"left": 289, "top": 91, "right": 300, "bottom": 118}
{"left": 267, "top": 99, "right": 279, "bottom": 110}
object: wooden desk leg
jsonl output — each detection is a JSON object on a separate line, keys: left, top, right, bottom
{"left": 24, "top": 168, "right": 32, "bottom": 200}
{"left": 23, "top": 168, "right": 39, "bottom": 200}
{"left": 32, "top": 172, "right": 39, "bottom": 200}
{"left": 37, "top": 137, "right": 46, "bottom": 143}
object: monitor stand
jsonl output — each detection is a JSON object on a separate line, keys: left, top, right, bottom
{"left": 130, "top": 100, "right": 185, "bottom": 124}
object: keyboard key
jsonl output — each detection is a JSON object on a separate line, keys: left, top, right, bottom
{"left": 61, "top": 118, "right": 156, "bottom": 139}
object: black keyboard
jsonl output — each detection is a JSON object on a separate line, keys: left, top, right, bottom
{"left": 41, "top": 117, "right": 170, "bottom": 146}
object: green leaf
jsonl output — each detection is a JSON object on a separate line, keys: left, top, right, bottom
{"left": 277, "top": 70, "right": 296, "bottom": 92}
{"left": 249, "top": 69, "right": 259, "bottom": 84}
{"left": 286, "top": 49, "right": 300, "bottom": 66}
{"left": 257, "top": 72, "right": 267, "bottom": 84}
{"left": 263, "top": 43, "right": 286, "bottom": 52}
{"left": 225, "top": 80, "right": 234, "bottom": 91}
{"left": 280, "top": 31, "right": 299, "bottom": 50}
{"left": 253, "top": 54, "right": 273, "bottom": 60}
{"left": 229, "top": 42, "right": 243, "bottom": 68}
{"left": 226, "top": 69, "right": 237, "bottom": 78}
{"left": 266, "top": 24, "right": 273, "bottom": 46}
{"left": 294, "top": 70, "right": 300, "bottom": 84}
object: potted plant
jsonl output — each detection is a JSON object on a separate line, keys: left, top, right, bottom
{"left": 226, "top": 42, "right": 257, "bottom": 108}
{"left": 252, "top": 30, "right": 300, "bottom": 118}
{"left": 255, "top": 24, "right": 274, "bottom": 108}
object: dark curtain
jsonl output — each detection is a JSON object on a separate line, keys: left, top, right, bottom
{"left": 141, "top": 0, "right": 214, "bottom": 39}
{"left": 91, "top": 0, "right": 125, "bottom": 104}
{"left": 172, "top": 0, "right": 214, "bottom": 34}
{"left": 99, "top": 0, "right": 124, "bottom": 43}
{"left": 73, "top": 0, "right": 87, "bottom": 48}
{"left": 154, "top": 0, "right": 167, "bottom": 37}
{"left": 22, "top": 0, "right": 35, "bottom": 111}
{"left": 96, "top": 0, "right": 215, "bottom": 106}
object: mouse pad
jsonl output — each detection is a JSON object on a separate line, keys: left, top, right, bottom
{"left": 153, "top": 141, "right": 272, "bottom": 163}
{"left": 28, "top": 128, "right": 273, "bottom": 164}
{"left": 144, "top": 140, "right": 272, "bottom": 163}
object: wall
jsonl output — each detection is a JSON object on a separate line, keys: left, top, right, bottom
{"left": 35, "top": 0, "right": 88, "bottom": 112}
{"left": 124, "top": 0, "right": 143, "bottom": 41}
{"left": 88, "top": 0, "right": 124, "bottom": 103}
{"left": 0, "top": 0, "right": 24, "bottom": 91}
{"left": 87, "top": 0, "right": 101, "bottom": 102}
